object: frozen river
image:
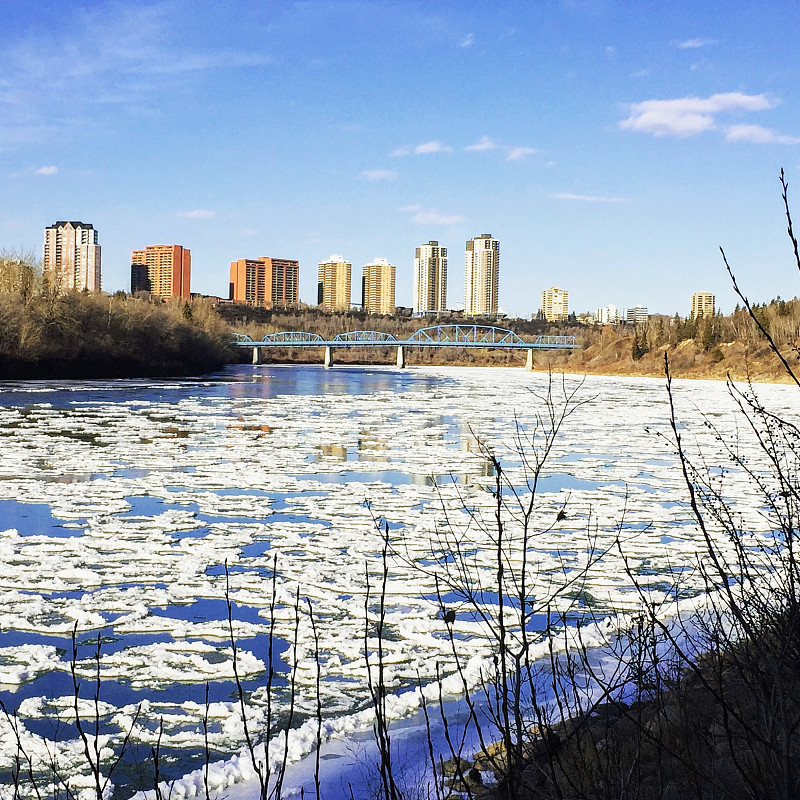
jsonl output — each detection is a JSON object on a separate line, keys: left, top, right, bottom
{"left": 0, "top": 364, "right": 794, "bottom": 798}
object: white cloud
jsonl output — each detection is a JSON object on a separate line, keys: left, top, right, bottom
{"left": 460, "top": 33, "right": 474, "bottom": 48}
{"left": 400, "top": 204, "right": 421, "bottom": 212}
{"left": 677, "top": 37, "right": 716, "bottom": 49}
{"left": 506, "top": 146, "right": 539, "bottom": 161}
{"left": 360, "top": 169, "right": 398, "bottom": 181}
{"left": 549, "top": 193, "right": 628, "bottom": 203}
{"left": 34, "top": 165, "right": 58, "bottom": 176}
{"left": 0, "top": 4, "right": 270, "bottom": 150}
{"left": 178, "top": 209, "right": 216, "bottom": 219}
{"left": 414, "top": 140, "right": 452, "bottom": 154}
{"left": 619, "top": 92, "right": 775, "bottom": 137}
{"left": 725, "top": 124, "right": 800, "bottom": 144}
{"left": 464, "top": 137, "right": 539, "bottom": 160}
{"left": 392, "top": 140, "right": 451, "bottom": 156}
{"left": 464, "top": 136, "right": 499, "bottom": 152}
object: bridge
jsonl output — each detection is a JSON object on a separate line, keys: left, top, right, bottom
{"left": 233, "top": 325, "right": 577, "bottom": 369}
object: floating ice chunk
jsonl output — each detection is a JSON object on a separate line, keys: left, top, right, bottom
{"left": 0, "top": 644, "right": 59, "bottom": 688}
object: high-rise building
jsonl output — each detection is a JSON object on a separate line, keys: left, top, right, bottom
{"left": 413, "top": 240, "right": 447, "bottom": 314}
{"left": 691, "top": 291, "right": 715, "bottom": 319}
{"left": 541, "top": 286, "right": 569, "bottom": 322}
{"left": 43, "top": 221, "right": 101, "bottom": 293}
{"left": 596, "top": 304, "right": 621, "bottom": 324}
{"left": 464, "top": 234, "right": 499, "bottom": 316}
{"left": 229, "top": 257, "right": 299, "bottom": 308}
{"left": 362, "top": 258, "right": 396, "bottom": 314}
{"left": 131, "top": 245, "right": 191, "bottom": 300}
{"left": 317, "top": 255, "right": 351, "bottom": 311}
{"left": 626, "top": 305, "right": 649, "bottom": 325}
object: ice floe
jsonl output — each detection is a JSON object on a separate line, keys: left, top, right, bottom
{"left": 0, "top": 366, "right": 795, "bottom": 797}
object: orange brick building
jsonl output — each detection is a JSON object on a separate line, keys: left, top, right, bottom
{"left": 229, "top": 257, "right": 299, "bottom": 308}
{"left": 131, "top": 245, "right": 191, "bottom": 299}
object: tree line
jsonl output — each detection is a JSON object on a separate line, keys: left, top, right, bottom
{"left": 0, "top": 253, "right": 232, "bottom": 379}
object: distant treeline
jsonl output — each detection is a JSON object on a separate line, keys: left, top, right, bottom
{"left": 221, "top": 298, "right": 800, "bottom": 380}
{"left": 219, "top": 304, "right": 580, "bottom": 367}
{"left": 0, "top": 255, "right": 233, "bottom": 379}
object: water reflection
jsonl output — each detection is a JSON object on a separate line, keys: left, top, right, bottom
{"left": 0, "top": 364, "right": 452, "bottom": 408}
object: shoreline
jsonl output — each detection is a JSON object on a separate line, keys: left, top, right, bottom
{"left": 0, "top": 356, "right": 794, "bottom": 385}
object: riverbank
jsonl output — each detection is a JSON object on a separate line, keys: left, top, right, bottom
{"left": 0, "top": 292, "right": 233, "bottom": 379}
{"left": 528, "top": 336, "right": 797, "bottom": 383}
{"left": 239, "top": 339, "right": 795, "bottom": 384}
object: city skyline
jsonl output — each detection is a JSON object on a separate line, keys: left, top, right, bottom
{"left": 3, "top": 2, "right": 800, "bottom": 315}
{"left": 36, "top": 217, "right": 721, "bottom": 320}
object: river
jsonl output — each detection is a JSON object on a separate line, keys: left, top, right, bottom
{"left": 0, "top": 364, "right": 794, "bottom": 798}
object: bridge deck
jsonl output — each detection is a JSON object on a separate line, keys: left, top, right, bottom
{"left": 233, "top": 325, "right": 577, "bottom": 350}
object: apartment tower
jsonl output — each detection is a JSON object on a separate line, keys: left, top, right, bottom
{"left": 229, "top": 257, "right": 299, "bottom": 308}
{"left": 541, "top": 286, "right": 569, "bottom": 322}
{"left": 317, "top": 255, "right": 351, "bottom": 311}
{"left": 413, "top": 240, "right": 447, "bottom": 314}
{"left": 43, "top": 221, "right": 101, "bottom": 293}
{"left": 131, "top": 245, "right": 191, "bottom": 299}
{"left": 596, "top": 304, "right": 621, "bottom": 324}
{"left": 626, "top": 306, "right": 649, "bottom": 325}
{"left": 464, "top": 234, "right": 499, "bottom": 316}
{"left": 362, "top": 258, "right": 396, "bottom": 314}
{"left": 691, "top": 291, "right": 715, "bottom": 319}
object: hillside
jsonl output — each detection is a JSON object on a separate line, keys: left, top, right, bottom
{"left": 221, "top": 301, "right": 800, "bottom": 382}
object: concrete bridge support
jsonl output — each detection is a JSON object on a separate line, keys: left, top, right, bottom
{"left": 526, "top": 349, "right": 534, "bottom": 371}
{"left": 396, "top": 345, "right": 405, "bottom": 369}
{"left": 252, "top": 347, "right": 261, "bottom": 365}
{"left": 324, "top": 346, "right": 334, "bottom": 368}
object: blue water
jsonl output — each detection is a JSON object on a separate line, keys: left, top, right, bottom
{"left": 0, "top": 499, "right": 85, "bottom": 537}
{"left": 0, "top": 365, "right": 448, "bottom": 409}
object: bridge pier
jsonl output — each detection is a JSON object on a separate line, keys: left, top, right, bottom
{"left": 324, "top": 346, "right": 334, "bottom": 368}
{"left": 526, "top": 349, "right": 534, "bottom": 371}
{"left": 396, "top": 345, "right": 405, "bottom": 369}
{"left": 252, "top": 347, "right": 261, "bottom": 365}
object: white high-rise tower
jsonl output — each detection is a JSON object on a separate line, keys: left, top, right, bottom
{"left": 43, "top": 221, "right": 101, "bottom": 293}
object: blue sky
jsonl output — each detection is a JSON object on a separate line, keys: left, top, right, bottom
{"left": 2, "top": 0, "right": 799, "bottom": 317}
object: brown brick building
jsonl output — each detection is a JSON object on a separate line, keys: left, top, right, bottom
{"left": 229, "top": 257, "right": 299, "bottom": 308}
{"left": 131, "top": 245, "right": 191, "bottom": 299}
